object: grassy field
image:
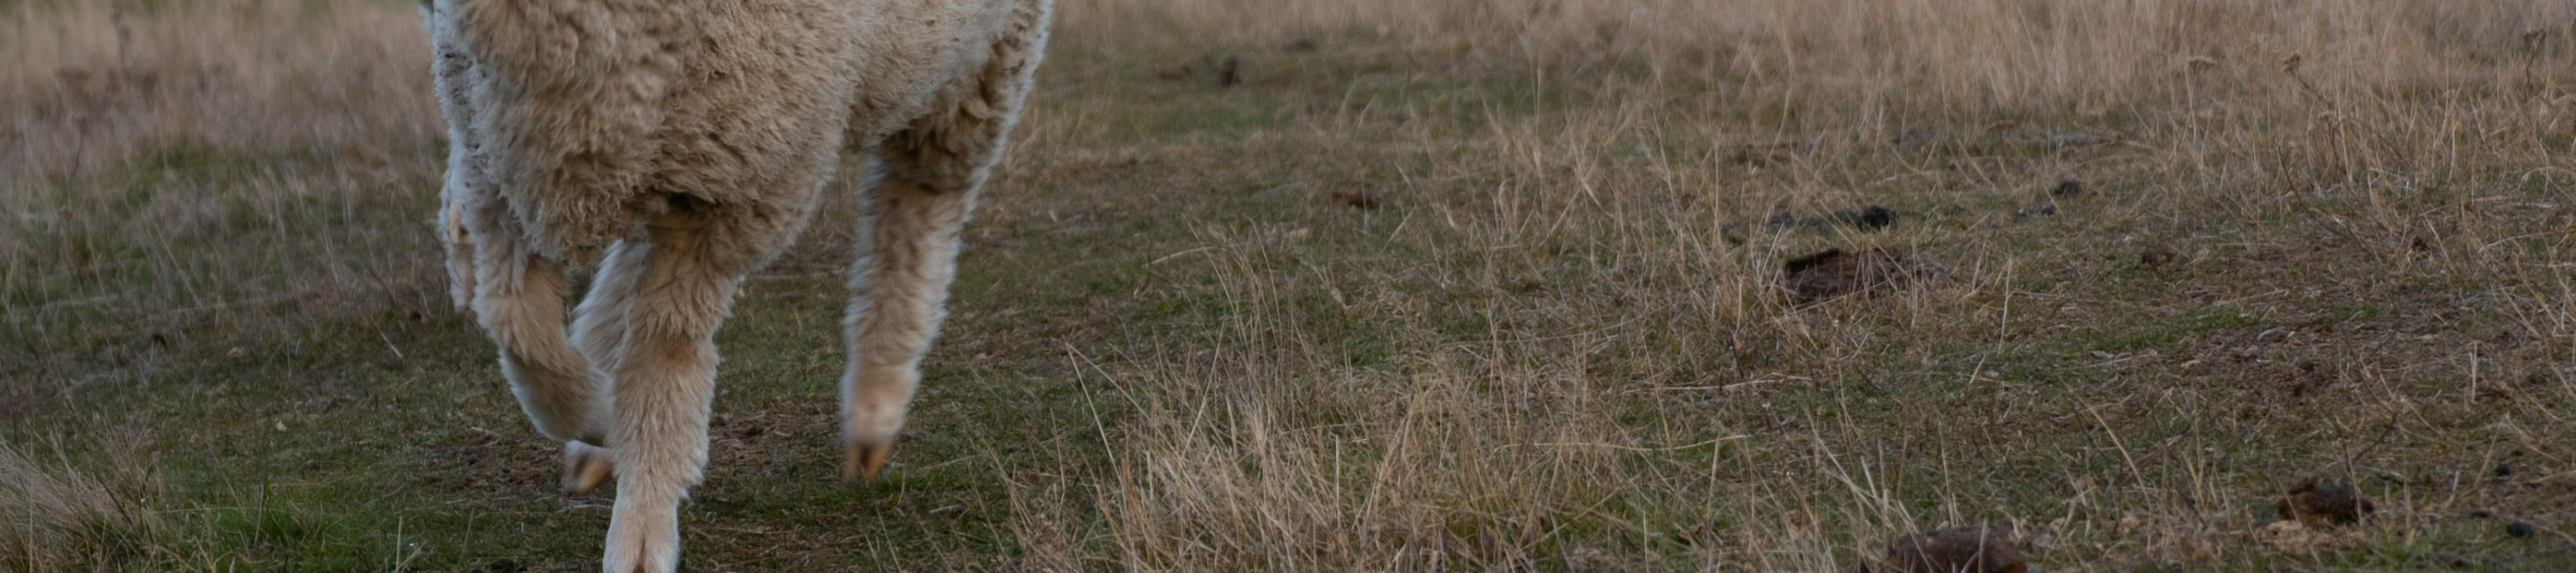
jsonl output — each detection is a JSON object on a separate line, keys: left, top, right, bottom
{"left": 5, "top": 0, "right": 2574, "bottom": 570}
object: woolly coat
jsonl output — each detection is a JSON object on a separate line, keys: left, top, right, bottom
{"left": 425, "top": 0, "right": 1041, "bottom": 270}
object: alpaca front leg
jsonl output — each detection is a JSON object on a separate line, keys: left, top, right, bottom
{"left": 599, "top": 223, "right": 738, "bottom": 573}
{"left": 841, "top": 177, "right": 972, "bottom": 479}
{"left": 462, "top": 204, "right": 610, "bottom": 447}
{"left": 561, "top": 239, "right": 652, "bottom": 494}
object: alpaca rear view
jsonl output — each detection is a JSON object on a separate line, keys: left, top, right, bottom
{"left": 420, "top": 0, "right": 1052, "bottom": 570}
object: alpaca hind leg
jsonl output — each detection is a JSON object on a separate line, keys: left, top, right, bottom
{"left": 839, "top": 175, "right": 972, "bottom": 479}
{"left": 462, "top": 201, "right": 608, "bottom": 447}
{"left": 598, "top": 215, "right": 745, "bottom": 573}
{"left": 561, "top": 239, "right": 649, "bottom": 494}
{"left": 841, "top": 6, "right": 1050, "bottom": 479}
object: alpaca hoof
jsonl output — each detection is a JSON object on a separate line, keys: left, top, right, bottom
{"left": 844, "top": 439, "right": 896, "bottom": 481}
{"left": 564, "top": 441, "right": 615, "bottom": 494}
{"left": 602, "top": 500, "right": 679, "bottom": 573}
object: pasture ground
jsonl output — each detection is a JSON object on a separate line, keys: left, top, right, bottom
{"left": 4, "top": 0, "right": 2574, "bottom": 570}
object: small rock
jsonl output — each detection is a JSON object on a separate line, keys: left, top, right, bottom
{"left": 2506, "top": 521, "right": 2536, "bottom": 538}
{"left": 1881, "top": 525, "right": 2026, "bottom": 573}
{"left": 2275, "top": 479, "right": 2374, "bottom": 526}
{"left": 2050, "top": 179, "right": 2084, "bottom": 197}
{"left": 1783, "top": 248, "right": 1946, "bottom": 303}
{"left": 1327, "top": 190, "right": 1380, "bottom": 210}
{"left": 2493, "top": 461, "right": 2512, "bottom": 477}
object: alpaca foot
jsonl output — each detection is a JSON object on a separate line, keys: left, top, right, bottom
{"left": 564, "top": 441, "right": 615, "bottom": 494}
{"left": 601, "top": 499, "right": 679, "bottom": 573}
{"left": 843, "top": 437, "right": 896, "bottom": 481}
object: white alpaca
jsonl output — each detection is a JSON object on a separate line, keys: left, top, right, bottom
{"left": 419, "top": 0, "right": 1050, "bottom": 570}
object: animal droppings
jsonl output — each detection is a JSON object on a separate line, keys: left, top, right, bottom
{"left": 2275, "top": 479, "right": 2374, "bottom": 526}
{"left": 1832, "top": 204, "right": 1899, "bottom": 229}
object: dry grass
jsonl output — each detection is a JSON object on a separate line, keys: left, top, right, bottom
{"left": 2, "top": 0, "right": 444, "bottom": 393}
{"left": 4, "top": 0, "right": 2573, "bottom": 570}
{"left": 0, "top": 436, "right": 167, "bottom": 571}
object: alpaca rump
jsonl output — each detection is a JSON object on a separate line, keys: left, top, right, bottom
{"left": 422, "top": 1, "right": 1053, "bottom": 571}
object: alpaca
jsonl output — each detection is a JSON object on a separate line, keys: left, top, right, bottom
{"left": 420, "top": 0, "right": 1051, "bottom": 570}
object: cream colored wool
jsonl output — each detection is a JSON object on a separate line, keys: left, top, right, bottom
{"left": 422, "top": 1, "right": 1051, "bottom": 570}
